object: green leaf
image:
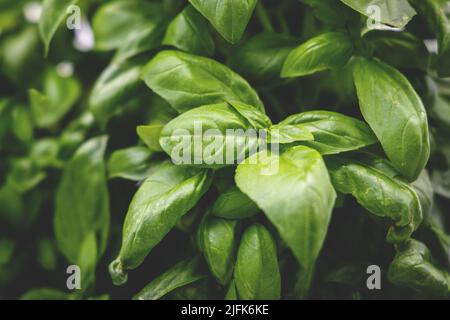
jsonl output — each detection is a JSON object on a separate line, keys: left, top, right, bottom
{"left": 279, "top": 111, "right": 378, "bottom": 154}
{"left": 235, "top": 146, "right": 336, "bottom": 297}
{"left": 38, "top": 0, "right": 79, "bottom": 55}
{"left": 136, "top": 125, "right": 164, "bottom": 152}
{"left": 364, "top": 31, "right": 430, "bottom": 70}
{"left": 109, "top": 161, "right": 212, "bottom": 285}
{"left": 212, "top": 186, "right": 260, "bottom": 220}
{"left": 340, "top": 0, "right": 416, "bottom": 28}
{"left": 198, "top": 216, "right": 238, "bottom": 285}
{"left": 89, "top": 60, "right": 144, "bottom": 128}
{"left": 163, "top": 5, "right": 215, "bottom": 56}
{"left": 107, "top": 146, "right": 153, "bottom": 181}
{"left": 224, "top": 279, "right": 238, "bottom": 300}
{"left": 54, "top": 136, "right": 110, "bottom": 264}
{"left": 269, "top": 123, "right": 314, "bottom": 144}
{"left": 7, "top": 158, "right": 47, "bottom": 193}
{"left": 92, "top": 0, "right": 163, "bottom": 51}
{"left": 326, "top": 155, "right": 423, "bottom": 243}
{"left": 134, "top": 257, "right": 206, "bottom": 300}
{"left": 188, "top": 0, "right": 258, "bottom": 44}
{"left": 227, "top": 32, "right": 297, "bottom": 83}
{"left": 281, "top": 32, "right": 354, "bottom": 78}
{"left": 30, "top": 138, "right": 61, "bottom": 169}
{"left": 234, "top": 224, "right": 281, "bottom": 300}
{"left": 388, "top": 239, "right": 450, "bottom": 298}
{"left": 159, "top": 103, "right": 268, "bottom": 168}
{"left": 352, "top": 57, "right": 430, "bottom": 181}
{"left": 29, "top": 68, "right": 81, "bottom": 128}
{"left": 19, "top": 288, "right": 69, "bottom": 300}
{"left": 409, "top": 0, "right": 450, "bottom": 77}
{"left": 142, "top": 50, "right": 264, "bottom": 113}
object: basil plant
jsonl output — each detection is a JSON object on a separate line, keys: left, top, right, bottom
{"left": 1, "top": 0, "right": 450, "bottom": 300}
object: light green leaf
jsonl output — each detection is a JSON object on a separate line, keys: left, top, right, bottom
{"left": 189, "top": 0, "right": 258, "bottom": 44}
{"left": 281, "top": 32, "right": 354, "bottom": 78}
{"left": 235, "top": 146, "right": 336, "bottom": 297}
{"left": 279, "top": 110, "right": 378, "bottom": 154}
{"left": 159, "top": 103, "right": 267, "bottom": 168}
{"left": 269, "top": 123, "right": 314, "bottom": 144}
{"left": 340, "top": 0, "right": 416, "bottom": 28}
{"left": 142, "top": 50, "right": 264, "bottom": 113}
{"left": 92, "top": 0, "right": 163, "bottom": 51}
{"left": 136, "top": 125, "right": 164, "bottom": 152}
{"left": 352, "top": 57, "right": 430, "bottom": 181}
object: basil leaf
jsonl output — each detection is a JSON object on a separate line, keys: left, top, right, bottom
{"left": 409, "top": 0, "right": 450, "bottom": 77}
{"left": 224, "top": 279, "right": 238, "bottom": 300}
{"left": 280, "top": 110, "right": 378, "bottom": 155}
{"left": 269, "top": 123, "right": 314, "bottom": 144}
{"left": 352, "top": 57, "right": 430, "bottom": 181}
{"left": 134, "top": 257, "right": 206, "bottom": 300}
{"left": 159, "top": 103, "right": 267, "bottom": 168}
{"left": 142, "top": 50, "right": 264, "bottom": 113}
{"left": 113, "top": 22, "right": 167, "bottom": 64}
{"left": 92, "top": 0, "right": 163, "bottom": 51}
{"left": 227, "top": 32, "right": 297, "bottom": 84}
{"left": 326, "top": 155, "right": 423, "bottom": 243}
{"left": 109, "top": 161, "right": 212, "bottom": 285}
{"left": 29, "top": 68, "right": 81, "bottom": 128}
{"left": 234, "top": 224, "right": 281, "bottom": 300}
{"left": 163, "top": 5, "right": 215, "bottom": 56}
{"left": 235, "top": 146, "right": 336, "bottom": 297}
{"left": 198, "top": 216, "right": 238, "bottom": 285}
{"left": 340, "top": 0, "right": 416, "bottom": 28}
{"left": 364, "top": 31, "right": 430, "bottom": 70}
{"left": 212, "top": 186, "right": 260, "bottom": 220}
{"left": 281, "top": 32, "right": 354, "bottom": 78}
{"left": 107, "top": 146, "right": 153, "bottom": 181}
{"left": 89, "top": 60, "right": 144, "bottom": 127}
{"left": 54, "top": 136, "right": 110, "bottom": 265}
{"left": 388, "top": 239, "right": 450, "bottom": 298}
{"left": 136, "top": 125, "right": 164, "bottom": 152}
{"left": 38, "top": 0, "right": 79, "bottom": 55}
{"left": 188, "top": 0, "right": 258, "bottom": 44}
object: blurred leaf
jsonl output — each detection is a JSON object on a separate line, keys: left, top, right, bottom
{"left": 107, "top": 146, "right": 152, "bottom": 181}
{"left": 54, "top": 136, "right": 110, "bottom": 264}
{"left": 134, "top": 257, "right": 206, "bottom": 300}
{"left": 39, "top": 0, "right": 79, "bottom": 55}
